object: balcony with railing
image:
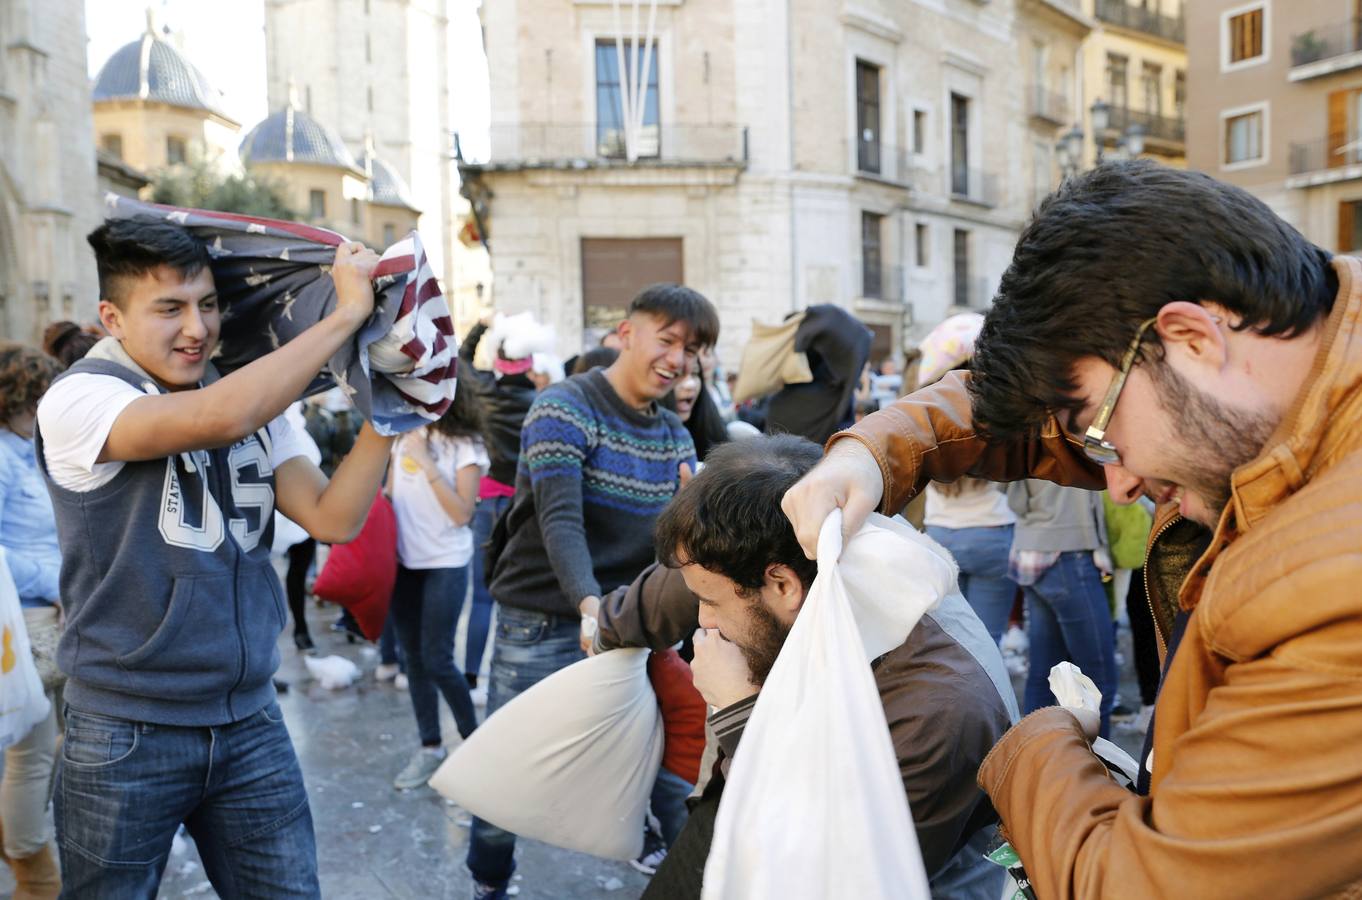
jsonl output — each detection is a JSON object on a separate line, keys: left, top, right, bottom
{"left": 463, "top": 123, "right": 749, "bottom": 170}
{"left": 1289, "top": 20, "right": 1362, "bottom": 80}
{"left": 849, "top": 139, "right": 914, "bottom": 188}
{"left": 1094, "top": 0, "right": 1185, "bottom": 44}
{"left": 950, "top": 168, "right": 1000, "bottom": 208}
{"left": 1287, "top": 135, "right": 1362, "bottom": 186}
{"left": 1104, "top": 104, "right": 1185, "bottom": 151}
{"left": 860, "top": 264, "right": 905, "bottom": 304}
{"left": 1029, "top": 88, "right": 1072, "bottom": 128}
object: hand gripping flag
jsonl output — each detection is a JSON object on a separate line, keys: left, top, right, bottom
{"left": 102, "top": 194, "right": 456, "bottom": 435}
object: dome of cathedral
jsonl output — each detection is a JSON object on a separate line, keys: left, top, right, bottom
{"left": 240, "top": 106, "right": 363, "bottom": 173}
{"left": 92, "top": 23, "right": 231, "bottom": 121}
{"left": 360, "top": 152, "right": 421, "bottom": 212}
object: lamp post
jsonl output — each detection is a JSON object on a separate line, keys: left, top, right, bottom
{"left": 1054, "top": 99, "right": 1146, "bottom": 181}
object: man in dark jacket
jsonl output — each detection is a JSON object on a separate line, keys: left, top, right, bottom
{"left": 596, "top": 434, "right": 1015, "bottom": 899}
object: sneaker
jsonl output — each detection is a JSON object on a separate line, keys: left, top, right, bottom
{"left": 375, "top": 663, "right": 400, "bottom": 682}
{"left": 393, "top": 746, "right": 446, "bottom": 790}
{"left": 1111, "top": 697, "right": 1138, "bottom": 722}
{"left": 469, "top": 686, "right": 488, "bottom": 708}
{"left": 395, "top": 673, "right": 409, "bottom": 691}
{"left": 629, "top": 846, "right": 667, "bottom": 876}
{"left": 1119, "top": 704, "right": 1155, "bottom": 735}
{"left": 472, "top": 882, "right": 507, "bottom": 900}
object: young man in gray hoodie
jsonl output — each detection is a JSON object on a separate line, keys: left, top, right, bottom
{"left": 34, "top": 219, "right": 393, "bottom": 898}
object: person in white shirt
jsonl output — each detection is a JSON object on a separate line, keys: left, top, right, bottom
{"left": 386, "top": 384, "right": 489, "bottom": 790}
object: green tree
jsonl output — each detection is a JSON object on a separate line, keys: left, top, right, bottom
{"left": 152, "top": 156, "right": 295, "bottom": 220}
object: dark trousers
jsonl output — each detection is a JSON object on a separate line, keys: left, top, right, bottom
{"left": 389, "top": 565, "right": 479, "bottom": 744}
{"left": 284, "top": 539, "right": 316, "bottom": 640}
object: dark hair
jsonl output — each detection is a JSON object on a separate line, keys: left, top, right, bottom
{"left": 571, "top": 346, "right": 619, "bottom": 374}
{"left": 430, "top": 376, "right": 483, "bottom": 439}
{"left": 628, "top": 283, "right": 720, "bottom": 349}
{"left": 970, "top": 159, "right": 1337, "bottom": 443}
{"left": 41, "top": 321, "right": 99, "bottom": 369}
{"left": 86, "top": 218, "right": 212, "bottom": 307}
{"left": 655, "top": 434, "right": 820, "bottom": 593}
{"left": 0, "top": 343, "right": 60, "bottom": 425}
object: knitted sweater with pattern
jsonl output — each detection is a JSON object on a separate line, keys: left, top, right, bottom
{"left": 488, "top": 369, "right": 696, "bottom": 617}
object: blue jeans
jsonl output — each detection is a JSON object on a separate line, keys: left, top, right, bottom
{"left": 55, "top": 702, "right": 318, "bottom": 899}
{"left": 926, "top": 525, "right": 1017, "bottom": 644}
{"left": 1022, "top": 551, "right": 1118, "bottom": 737}
{"left": 390, "top": 564, "right": 479, "bottom": 744}
{"left": 466, "top": 496, "right": 509, "bottom": 676}
{"left": 379, "top": 610, "right": 402, "bottom": 669}
{"left": 466, "top": 605, "right": 584, "bottom": 887}
{"left": 650, "top": 767, "right": 694, "bottom": 849}
{"left": 927, "top": 826, "right": 1006, "bottom": 900}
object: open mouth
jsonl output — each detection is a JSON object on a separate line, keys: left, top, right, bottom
{"left": 652, "top": 365, "right": 679, "bottom": 384}
{"left": 174, "top": 346, "right": 205, "bottom": 363}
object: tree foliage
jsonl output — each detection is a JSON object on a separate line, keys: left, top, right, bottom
{"left": 151, "top": 157, "right": 295, "bottom": 220}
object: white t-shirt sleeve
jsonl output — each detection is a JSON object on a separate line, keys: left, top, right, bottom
{"left": 442, "top": 435, "right": 490, "bottom": 479}
{"left": 264, "top": 410, "right": 316, "bottom": 470}
{"left": 36, "top": 373, "right": 151, "bottom": 493}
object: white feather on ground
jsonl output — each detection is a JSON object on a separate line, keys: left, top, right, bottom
{"left": 304, "top": 655, "right": 362, "bottom": 690}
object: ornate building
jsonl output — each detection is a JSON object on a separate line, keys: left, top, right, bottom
{"left": 0, "top": 0, "right": 101, "bottom": 342}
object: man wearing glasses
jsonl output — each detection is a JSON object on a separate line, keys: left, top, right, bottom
{"left": 783, "top": 160, "right": 1362, "bottom": 898}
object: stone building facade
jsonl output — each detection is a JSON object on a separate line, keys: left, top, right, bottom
{"left": 0, "top": 0, "right": 101, "bottom": 343}
{"left": 463, "top": 0, "right": 1098, "bottom": 365}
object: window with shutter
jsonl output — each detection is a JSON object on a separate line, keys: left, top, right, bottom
{"left": 1228, "top": 8, "right": 1264, "bottom": 64}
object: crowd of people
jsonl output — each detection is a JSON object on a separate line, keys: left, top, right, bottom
{"left": 0, "top": 157, "right": 1359, "bottom": 899}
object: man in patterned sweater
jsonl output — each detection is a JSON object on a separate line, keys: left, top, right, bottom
{"left": 467, "top": 284, "right": 720, "bottom": 899}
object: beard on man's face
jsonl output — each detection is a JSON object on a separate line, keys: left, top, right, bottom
{"left": 1146, "top": 360, "right": 1279, "bottom": 525}
{"left": 733, "top": 594, "right": 792, "bottom": 687}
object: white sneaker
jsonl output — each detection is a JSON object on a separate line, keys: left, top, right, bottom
{"left": 1000, "top": 626, "right": 1028, "bottom": 655}
{"left": 469, "top": 686, "right": 488, "bottom": 707}
{"left": 375, "top": 663, "right": 400, "bottom": 682}
{"left": 393, "top": 746, "right": 446, "bottom": 790}
{"left": 629, "top": 847, "right": 667, "bottom": 876}
{"left": 1119, "top": 704, "right": 1155, "bottom": 735}
{"left": 395, "top": 673, "right": 409, "bottom": 691}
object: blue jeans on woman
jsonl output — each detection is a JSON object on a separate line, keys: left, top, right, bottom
{"left": 466, "top": 605, "right": 585, "bottom": 890}
{"left": 1021, "top": 550, "right": 1118, "bottom": 737}
{"left": 925, "top": 524, "right": 1017, "bottom": 644}
{"left": 390, "top": 565, "right": 479, "bottom": 744}
{"left": 466, "top": 496, "right": 509, "bottom": 679}
{"left": 55, "top": 701, "right": 319, "bottom": 899}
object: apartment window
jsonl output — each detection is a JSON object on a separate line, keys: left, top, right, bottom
{"left": 950, "top": 93, "right": 969, "bottom": 196}
{"left": 309, "top": 189, "right": 326, "bottom": 220}
{"left": 1228, "top": 7, "right": 1264, "bottom": 64}
{"left": 166, "top": 136, "right": 187, "bottom": 165}
{"left": 351, "top": 198, "right": 361, "bottom": 224}
{"left": 861, "top": 212, "right": 884, "bottom": 298}
{"left": 856, "top": 60, "right": 881, "bottom": 173}
{"left": 595, "top": 40, "right": 660, "bottom": 159}
{"left": 912, "top": 109, "right": 926, "bottom": 155}
{"left": 1174, "top": 70, "right": 1186, "bottom": 121}
{"left": 383, "top": 223, "right": 396, "bottom": 246}
{"left": 953, "top": 229, "right": 971, "bottom": 308}
{"left": 1224, "top": 108, "right": 1264, "bottom": 165}
{"left": 914, "top": 223, "right": 929, "bottom": 268}
{"left": 1106, "top": 54, "right": 1128, "bottom": 112}
{"left": 1338, "top": 200, "right": 1362, "bottom": 252}
{"left": 1327, "top": 87, "right": 1362, "bottom": 168}
{"left": 101, "top": 133, "right": 123, "bottom": 159}
{"left": 1142, "top": 63, "right": 1163, "bottom": 118}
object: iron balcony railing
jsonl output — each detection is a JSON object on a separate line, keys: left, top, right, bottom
{"left": 1029, "top": 88, "right": 1072, "bottom": 126}
{"left": 1106, "top": 105, "right": 1186, "bottom": 145}
{"left": 1288, "top": 135, "right": 1362, "bottom": 176}
{"left": 950, "top": 167, "right": 1000, "bottom": 207}
{"left": 472, "top": 123, "right": 749, "bottom": 166}
{"left": 861, "top": 264, "right": 905, "bottom": 303}
{"left": 1094, "top": 0, "right": 1186, "bottom": 44}
{"left": 848, "top": 139, "right": 915, "bottom": 187}
{"left": 1291, "top": 19, "right": 1362, "bottom": 68}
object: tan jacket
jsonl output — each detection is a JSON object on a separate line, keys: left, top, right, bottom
{"left": 836, "top": 256, "right": 1362, "bottom": 899}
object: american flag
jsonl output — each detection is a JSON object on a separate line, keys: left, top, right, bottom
{"left": 102, "top": 194, "right": 456, "bottom": 435}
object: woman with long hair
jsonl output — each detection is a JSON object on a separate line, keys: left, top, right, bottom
{"left": 387, "top": 382, "right": 488, "bottom": 789}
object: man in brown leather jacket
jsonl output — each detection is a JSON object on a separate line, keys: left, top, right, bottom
{"left": 784, "top": 161, "right": 1362, "bottom": 899}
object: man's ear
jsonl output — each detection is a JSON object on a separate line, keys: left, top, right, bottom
{"left": 764, "top": 563, "right": 805, "bottom": 623}
{"left": 615, "top": 318, "right": 634, "bottom": 350}
{"left": 1155, "top": 301, "right": 1228, "bottom": 370}
{"left": 97, "top": 299, "right": 124, "bottom": 340}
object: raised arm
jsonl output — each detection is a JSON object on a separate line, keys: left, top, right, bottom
{"left": 783, "top": 370, "right": 1104, "bottom": 556}
{"left": 275, "top": 422, "right": 395, "bottom": 544}
{"left": 100, "top": 243, "right": 380, "bottom": 463}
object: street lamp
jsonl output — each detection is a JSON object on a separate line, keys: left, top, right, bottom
{"left": 1090, "top": 98, "right": 1111, "bottom": 135}
{"left": 1125, "top": 123, "right": 1146, "bottom": 158}
{"left": 1054, "top": 103, "right": 1143, "bottom": 182}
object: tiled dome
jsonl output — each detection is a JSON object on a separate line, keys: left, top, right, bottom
{"left": 361, "top": 152, "right": 420, "bottom": 212}
{"left": 240, "top": 106, "right": 363, "bottom": 173}
{"left": 92, "top": 25, "right": 231, "bottom": 121}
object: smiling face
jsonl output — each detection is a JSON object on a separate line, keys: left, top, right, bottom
{"left": 614, "top": 312, "right": 704, "bottom": 405}
{"left": 680, "top": 562, "right": 802, "bottom": 686}
{"left": 673, "top": 375, "right": 701, "bottom": 422}
{"left": 99, "top": 264, "right": 220, "bottom": 391}
{"left": 1068, "top": 347, "right": 1278, "bottom": 528}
